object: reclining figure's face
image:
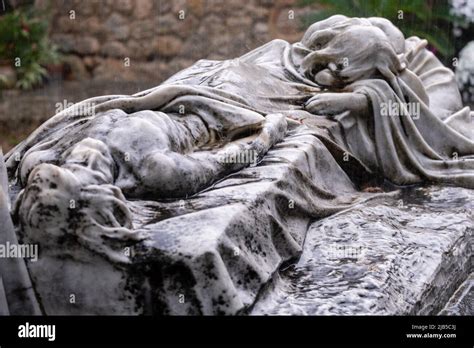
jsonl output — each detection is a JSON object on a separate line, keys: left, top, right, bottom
{"left": 301, "top": 17, "right": 404, "bottom": 89}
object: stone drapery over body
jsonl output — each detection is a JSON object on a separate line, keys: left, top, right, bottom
{"left": 2, "top": 16, "right": 473, "bottom": 314}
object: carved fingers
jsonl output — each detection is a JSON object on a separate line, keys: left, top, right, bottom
{"left": 304, "top": 92, "right": 369, "bottom": 116}
{"left": 305, "top": 93, "right": 347, "bottom": 115}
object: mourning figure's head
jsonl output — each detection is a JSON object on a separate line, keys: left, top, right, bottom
{"left": 300, "top": 15, "right": 406, "bottom": 89}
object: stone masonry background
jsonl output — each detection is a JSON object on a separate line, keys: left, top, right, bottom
{"left": 38, "top": 0, "right": 322, "bottom": 83}
{"left": 0, "top": 0, "right": 323, "bottom": 151}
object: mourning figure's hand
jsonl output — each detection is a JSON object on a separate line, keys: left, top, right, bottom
{"left": 304, "top": 92, "right": 369, "bottom": 116}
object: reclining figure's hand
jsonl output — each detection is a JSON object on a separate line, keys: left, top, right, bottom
{"left": 304, "top": 92, "right": 369, "bottom": 117}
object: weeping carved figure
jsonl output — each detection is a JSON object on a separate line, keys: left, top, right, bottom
{"left": 1, "top": 16, "right": 473, "bottom": 315}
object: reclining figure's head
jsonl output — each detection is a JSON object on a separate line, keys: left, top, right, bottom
{"left": 300, "top": 15, "right": 405, "bottom": 89}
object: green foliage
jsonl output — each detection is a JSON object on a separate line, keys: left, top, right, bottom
{"left": 0, "top": 8, "right": 60, "bottom": 89}
{"left": 299, "top": 0, "right": 465, "bottom": 60}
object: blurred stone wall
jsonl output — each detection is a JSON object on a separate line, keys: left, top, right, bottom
{"left": 36, "top": 0, "right": 321, "bottom": 83}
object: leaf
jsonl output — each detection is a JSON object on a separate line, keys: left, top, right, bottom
{"left": 1, "top": 8, "right": 59, "bottom": 89}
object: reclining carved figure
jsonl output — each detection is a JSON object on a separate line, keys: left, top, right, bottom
{"left": 4, "top": 16, "right": 474, "bottom": 266}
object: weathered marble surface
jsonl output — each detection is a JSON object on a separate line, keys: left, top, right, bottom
{"left": 1, "top": 15, "right": 474, "bottom": 315}
{"left": 440, "top": 273, "right": 474, "bottom": 315}
{"left": 0, "top": 150, "right": 41, "bottom": 315}
{"left": 251, "top": 186, "right": 473, "bottom": 315}
{"left": 18, "top": 122, "right": 375, "bottom": 315}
